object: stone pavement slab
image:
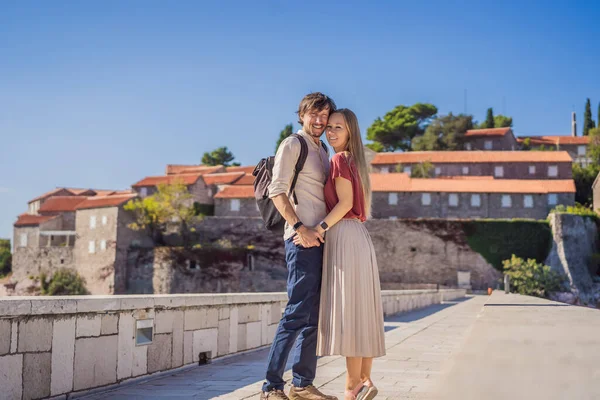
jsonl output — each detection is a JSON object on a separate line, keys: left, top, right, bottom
{"left": 83, "top": 295, "right": 485, "bottom": 400}
{"left": 433, "top": 292, "right": 600, "bottom": 400}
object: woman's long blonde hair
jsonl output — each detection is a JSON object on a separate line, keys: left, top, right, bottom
{"left": 334, "top": 108, "right": 372, "bottom": 218}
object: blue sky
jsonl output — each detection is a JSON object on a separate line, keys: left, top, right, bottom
{"left": 1, "top": 0, "right": 600, "bottom": 240}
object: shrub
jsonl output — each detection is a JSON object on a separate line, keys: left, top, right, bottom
{"left": 193, "top": 202, "right": 215, "bottom": 216}
{"left": 0, "top": 239, "right": 11, "bottom": 277}
{"left": 462, "top": 219, "right": 553, "bottom": 271}
{"left": 550, "top": 203, "right": 598, "bottom": 220}
{"left": 40, "top": 269, "right": 89, "bottom": 296}
{"left": 503, "top": 255, "right": 567, "bottom": 298}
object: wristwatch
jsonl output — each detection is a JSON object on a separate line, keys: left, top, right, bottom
{"left": 293, "top": 221, "right": 304, "bottom": 231}
{"left": 319, "top": 221, "right": 329, "bottom": 231}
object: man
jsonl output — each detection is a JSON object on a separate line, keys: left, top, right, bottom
{"left": 261, "top": 92, "right": 338, "bottom": 400}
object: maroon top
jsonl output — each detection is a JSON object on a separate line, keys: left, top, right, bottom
{"left": 324, "top": 152, "right": 366, "bottom": 222}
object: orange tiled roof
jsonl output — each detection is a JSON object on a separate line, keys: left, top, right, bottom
{"left": 132, "top": 174, "right": 203, "bottom": 188}
{"left": 165, "top": 165, "right": 225, "bottom": 175}
{"left": 214, "top": 185, "right": 255, "bottom": 199}
{"left": 28, "top": 188, "right": 75, "bottom": 204}
{"left": 38, "top": 196, "right": 88, "bottom": 213}
{"left": 28, "top": 187, "right": 123, "bottom": 203}
{"left": 517, "top": 136, "right": 590, "bottom": 145}
{"left": 14, "top": 213, "right": 58, "bottom": 227}
{"left": 465, "top": 127, "right": 512, "bottom": 137}
{"left": 202, "top": 172, "right": 245, "bottom": 186}
{"left": 75, "top": 194, "right": 138, "bottom": 210}
{"left": 225, "top": 166, "right": 256, "bottom": 174}
{"left": 233, "top": 173, "right": 255, "bottom": 185}
{"left": 371, "top": 151, "right": 573, "bottom": 165}
{"left": 370, "top": 173, "right": 575, "bottom": 194}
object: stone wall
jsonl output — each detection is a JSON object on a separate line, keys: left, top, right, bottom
{"left": 545, "top": 213, "right": 599, "bottom": 304}
{"left": 214, "top": 198, "right": 260, "bottom": 217}
{"left": 0, "top": 289, "right": 465, "bottom": 399}
{"left": 464, "top": 134, "right": 518, "bottom": 151}
{"left": 11, "top": 247, "right": 75, "bottom": 281}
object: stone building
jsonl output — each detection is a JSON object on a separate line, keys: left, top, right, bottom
{"left": 517, "top": 135, "right": 591, "bottom": 166}
{"left": 214, "top": 185, "right": 259, "bottom": 217}
{"left": 370, "top": 173, "right": 575, "bottom": 220}
{"left": 371, "top": 151, "right": 573, "bottom": 180}
{"left": 463, "top": 127, "right": 519, "bottom": 151}
{"left": 73, "top": 194, "right": 152, "bottom": 294}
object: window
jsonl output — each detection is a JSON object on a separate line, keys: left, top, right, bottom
{"left": 448, "top": 194, "right": 459, "bottom": 207}
{"left": 471, "top": 194, "right": 481, "bottom": 207}
{"left": 102, "top": 216, "right": 107, "bottom": 225}
{"left": 100, "top": 240, "right": 107, "bottom": 251}
{"left": 494, "top": 166, "right": 504, "bottom": 177}
{"left": 529, "top": 165, "right": 536, "bottom": 175}
{"left": 524, "top": 195, "right": 534, "bottom": 208}
{"left": 435, "top": 167, "right": 441, "bottom": 176}
{"left": 230, "top": 199, "right": 240, "bottom": 211}
{"left": 380, "top": 167, "right": 390, "bottom": 174}
{"left": 88, "top": 240, "right": 95, "bottom": 254}
{"left": 548, "top": 165, "right": 558, "bottom": 177}
{"left": 208, "top": 188, "right": 213, "bottom": 197}
{"left": 462, "top": 166, "right": 469, "bottom": 175}
{"left": 388, "top": 216, "right": 398, "bottom": 220}
{"left": 388, "top": 193, "right": 398, "bottom": 205}
{"left": 90, "top": 216, "right": 96, "bottom": 229}
{"left": 20, "top": 233, "right": 27, "bottom": 247}
{"left": 578, "top": 145, "right": 586, "bottom": 156}
{"left": 403, "top": 166, "right": 412, "bottom": 175}
{"left": 140, "top": 187, "right": 148, "bottom": 198}
{"left": 548, "top": 193, "right": 558, "bottom": 205}
{"left": 484, "top": 140, "right": 493, "bottom": 150}
{"left": 465, "top": 143, "right": 472, "bottom": 151}
{"left": 421, "top": 193, "right": 431, "bottom": 206}
{"left": 501, "top": 195, "right": 512, "bottom": 208}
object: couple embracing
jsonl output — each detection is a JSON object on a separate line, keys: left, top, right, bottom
{"left": 260, "top": 93, "right": 385, "bottom": 400}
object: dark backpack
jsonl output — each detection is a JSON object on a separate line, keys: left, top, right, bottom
{"left": 252, "top": 134, "right": 327, "bottom": 234}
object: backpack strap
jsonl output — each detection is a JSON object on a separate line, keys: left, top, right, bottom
{"left": 288, "top": 134, "right": 308, "bottom": 205}
{"left": 320, "top": 140, "right": 329, "bottom": 155}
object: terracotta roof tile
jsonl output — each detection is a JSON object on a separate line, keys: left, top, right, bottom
{"left": 28, "top": 188, "right": 75, "bottom": 204}
{"left": 165, "top": 165, "right": 225, "bottom": 175}
{"left": 233, "top": 173, "right": 255, "bottom": 185}
{"left": 225, "top": 166, "right": 256, "bottom": 174}
{"left": 372, "top": 151, "right": 573, "bottom": 165}
{"left": 38, "top": 196, "right": 88, "bottom": 213}
{"left": 465, "top": 127, "right": 512, "bottom": 137}
{"left": 202, "top": 172, "right": 245, "bottom": 186}
{"left": 14, "top": 214, "right": 58, "bottom": 227}
{"left": 517, "top": 136, "right": 590, "bottom": 145}
{"left": 132, "top": 174, "right": 203, "bottom": 188}
{"left": 75, "top": 194, "right": 138, "bottom": 210}
{"left": 370, "top": 173, "right": 575, "bottom": 194}
{"left": 28, "top": 187, "right": 125, "bottom": 203}
{"left": 214, "top": 185, "right": 255, "bottom": 199}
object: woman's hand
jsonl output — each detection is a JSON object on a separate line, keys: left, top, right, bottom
{"left": 292, "top": 226, "right": 324, "bottom": 247}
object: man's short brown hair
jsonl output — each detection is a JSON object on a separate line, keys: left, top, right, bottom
{"left": 296, "top": 92, "right": 337, "bottom": 125}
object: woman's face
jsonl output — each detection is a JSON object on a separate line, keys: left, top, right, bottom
{"left": 326, "top": 113, "right": 350, "bottom": 152}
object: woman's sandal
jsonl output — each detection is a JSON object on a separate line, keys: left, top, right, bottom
{"left": 344, "top": 382, "right": 365, "bottom": 400}
{"left": 356, "top": 379, "right": 379, "bottom": 400}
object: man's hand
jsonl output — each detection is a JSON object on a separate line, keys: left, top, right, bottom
{"left": 292, "top": 226, "right": 324, "bottom": 248}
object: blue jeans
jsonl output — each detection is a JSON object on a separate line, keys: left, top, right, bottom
{"left": 262, "top": 238, "right": 323, "bottom": 392}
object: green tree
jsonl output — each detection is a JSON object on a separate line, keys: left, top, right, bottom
{"left": 587, "top": 127, "right": 600, "bottom": 164}
{"left": 40, "top": 269, "right": 89, "bottom": 296}
{"left": 125, "top": 181, "right": 203, "bottom": 247}
{"left": 366, "top": 103, "right": 438, "bottom": 152}
{"left": 411, "top": 161, "right": 434, "bottom": 178}
{"left": 572, "top": 162, "right": 600, "bottom": 206}
{"left": 494, "top": 115, "right": 513, "bottom": 128}
{"left": 520, "top": 137, "right": 532, "bottom": 150}
{"left": 201, "top": 146, "right": 240, "bottom": 166}
{"left": 275, "top": 123, "right": 294, "bottom": 153}
{"left": 412, "top": 113, "right": 474, "bottom": 151}
{"left": 0, "top": 239, "right": 11, "bottom": 277}
{"left": 583, "top": 98, "right": 596, "bottom": 136}
{"left": 484, "top": 108, "right": 495, "bottom": 128}
{"left": 503, "top": 255, "right": 567, "bottom": 298}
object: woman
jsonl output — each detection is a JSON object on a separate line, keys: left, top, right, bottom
{"left": 293, "top": 109, "right": 385, "bottom": 399}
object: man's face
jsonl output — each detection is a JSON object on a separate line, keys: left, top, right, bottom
{"left": 301, "top": 107, "right": 330, "bottom": 138}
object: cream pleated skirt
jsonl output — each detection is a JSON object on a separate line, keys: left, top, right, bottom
{"left": 316, "top": 219, "right": 386, "bottom": 358}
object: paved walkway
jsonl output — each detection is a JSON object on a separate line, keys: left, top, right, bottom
{"left": 83, "top": 292, "right": 600, "bottom": 400}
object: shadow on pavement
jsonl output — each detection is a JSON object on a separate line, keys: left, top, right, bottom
{"left": 384, "top": 296, "right": 474, "bottom": 332}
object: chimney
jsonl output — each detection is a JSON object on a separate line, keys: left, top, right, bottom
{"left": 572, "top": 112, "right": 577, "bottom": 137}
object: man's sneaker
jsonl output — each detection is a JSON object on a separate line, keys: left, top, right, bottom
{"left": 289, "top": 385, "right": 338, "bottom": 400}
{"left": 261, "top": 389, "right": 290, "bottom": 400}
